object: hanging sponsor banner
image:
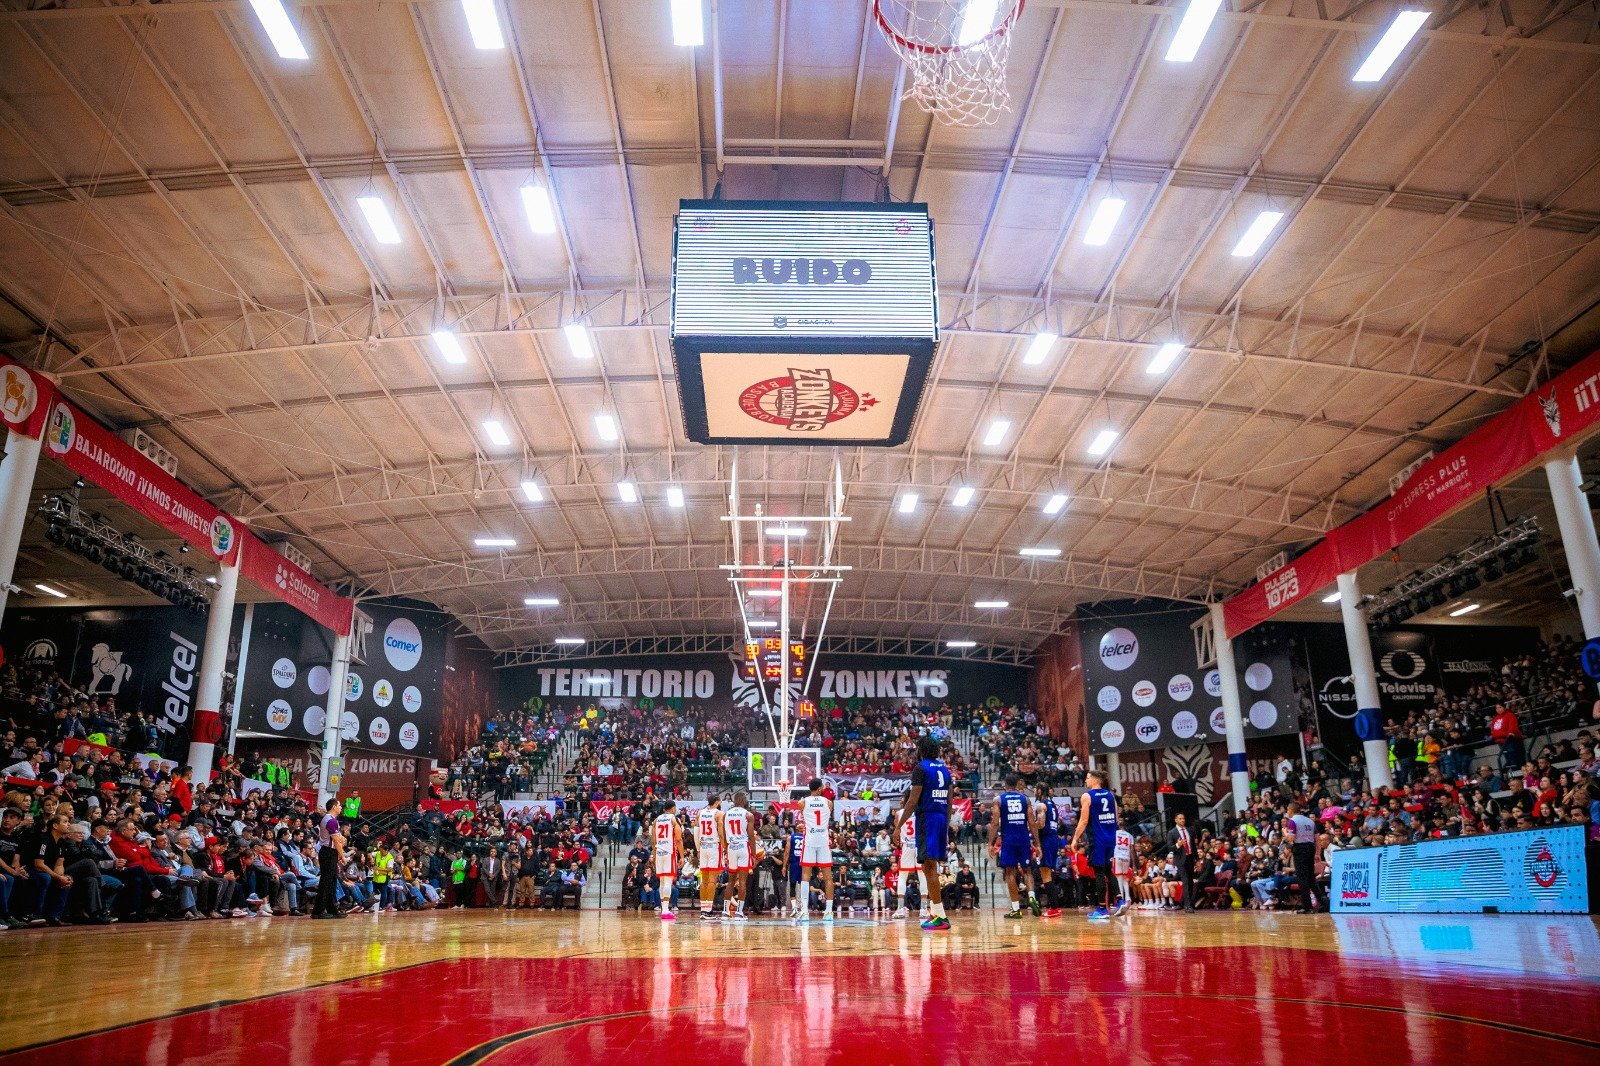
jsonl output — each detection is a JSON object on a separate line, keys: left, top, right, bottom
{"left": 1330, "top": 825, "right": 1590, "bottom": 914}
{"left": 835, "top": 798, "right": 894, "bottom": 824}
{"left": 235, "top": 602, "right": 445, "bottom": 759}
{"left": 1225, "top": 345, "right": 1600, "bottom": 637}
{"left": 1082, "top": 602, "right": 1298, "bottom": 757}
{"left": 951, "top": 797, "right": 973, "bottom": 825}
{"left": 1302, "top": 623, "right": 1539, "bottom": 758}
{"left": 823, "top": 773, "right": 911, "bottom": 800}
{"left": 234, "top": 738, "right": 421, "bottom": 809}
{"left": 501, "top": 799, "right": 560, "bottom": 820}
{"left": 39, "top": 394, "right": 240, "bottom": 565}
{"left": 501, "top": 652, "right": 1026, "bottom": 718}
{"left": 237, "top": 534, "right": 353, "bottom": 637}
{"left": 0, "top": 354, "right": 53, "bottom": 438}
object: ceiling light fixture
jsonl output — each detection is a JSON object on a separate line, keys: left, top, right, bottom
{"left": 983, "top": 419, "right": 1011, "bottom": 447}
{"left": 666, "top": 485, "right": 685, "bottom": 508}
{"left": 1322, "top": 591, "right": 1342, "bottom": 604}
{"left": 950, "top": 486, "right": 975, "bottom": 508}
{"left": 1042, "top": 493, "right": 1069, "bottom": 516}
{"left": 1022, "top": 332, "right": 1057, "bottom": 365}
{"left": 553, "top": 637, "right": 585, "bottom": 645}
{"left": 973, "top": 600, "right": 1009, "bottom": 609}
{"left": 355, "top": 195, "right": 403, "bottom": 245}
{"left": 461, "top": 0, "right": 505, "bottom": 50}
{"left": 1353, "top": 10, "right": 1429, "bottom": 82}
{"left": 474, "top": 536, "right": 517, "bottom": 548}
{"left": 1087, "top": 429, "right": 1119, "bottom": 456}
{"left": 765, "top": 525, "right": 807, "bottom": 538}
{"left": 670, "top": 0, "right": 704, "bottom": 46}
{"left": 1231, "top": 210, "right": 1285, "bottom": 257}
{"left": 563, "top": 322, "right": 595, "bottom": 360}
{"left": 946, "top": 639, "right": 977, "bottom": 649}
{"left": 431, "top": 329, "right": 467, "bottom": 365}
{"left": 520, "top": 180, "right": 557, "bottom": 234}
{"left": 481, "top": 419, "right": 512, "bottom": 448}
{"left": 594, "top": 414, "right": 619, "bottom": 441}
{"left": 1083, "top": 196, "right": 1126, "bottom": 246}
{"left": 747, "top": 588, "right": 782, "bottom": 598}
{"left": 1146, "top": 342, "right": 1184, "bottom": 375}
{"left": 520, "top": 479, "right": 544, "bottom": 503}
{"left": 248, "top": 0, "right": 309, "bottom": 60}
{"left": 1449, "top": 603, "right": 1480, "bottom": 617}
{"left": 746, "top": 620, "right": 778, "bottom": 630}
{"left": 1019, "top": 546, "right": 1062, "bottom": 558}
{"left": 617, "top": 480, "right": 638, "bottom": 503}
{"left": 524, "top": 596, "right": 560, "bottom": 607}
{"left": 1165, "top": 0, "right": 1223, "bottom": 62}
{"left": 33, "top": 583, "right": 67, "bottom": 598}
{"left": 957, "top": 0, "right": 999, "bottom": 46}
{"left": 898, "top": 492, "right": 920, "bottom": 514}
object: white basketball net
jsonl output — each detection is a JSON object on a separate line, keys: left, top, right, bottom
{"left": 874, "top": 0, "right": 1023, "bottom": 127}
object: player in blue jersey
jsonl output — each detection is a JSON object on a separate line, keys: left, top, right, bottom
{"left": 894, "top": 735, "right": 952, "bottom": 931}
{"left": 781, "top": 820, "right": 807, "bottom": 919}
{"left": 988, "top": 773, "right": 1041, "bottom": 919}
{"left": 1032, "top": 782, "right": 1064, "bottom": 918}
{"left": 1069, "top": 769, "right": 1126, "bottom": 921}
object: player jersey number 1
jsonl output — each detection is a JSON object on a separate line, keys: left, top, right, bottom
{"left": 810, "top": 808, "right": 825, "bottom": 827}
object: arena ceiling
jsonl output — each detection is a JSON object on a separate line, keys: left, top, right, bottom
{"left": 2, "top": 0, "right": 1599, "bottom": 663}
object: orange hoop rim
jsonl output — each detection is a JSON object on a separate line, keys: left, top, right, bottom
{"left": 872, "top": 0, "right": 1026, "bottom": 56}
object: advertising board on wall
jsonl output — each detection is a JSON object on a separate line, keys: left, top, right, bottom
{"left": 1330, "top": 825, "right": 1590, "bottom": 914}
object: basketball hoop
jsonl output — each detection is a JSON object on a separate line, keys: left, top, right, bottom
{"left": 874, "top": 0, "right": 1025, "bottom": 127}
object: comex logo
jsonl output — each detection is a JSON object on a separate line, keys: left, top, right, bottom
{"left": 1134, "top": 716, "right": 1161, "bottom": 743}
{"left": 1099, "top": 721, "right": 1125, "bottom": 749}
{"left": 1098, "top": 627, "right": 1138, "bottom": 671}
{"left": 383, "top": 617, "right": 423, "bottom": 672}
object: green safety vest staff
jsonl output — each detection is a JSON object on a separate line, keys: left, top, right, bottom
{"left": 374, "top": 851, "right": 395, "bottom": 885}
{"left": 450, "top": 857, "right": 466, "bottom": 884}
{"left": 343, "top": 796, "right": 362, "bottom": 819}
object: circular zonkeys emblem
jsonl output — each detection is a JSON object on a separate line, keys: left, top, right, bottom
{"left": 738, "top": 368, "right": 875, "bottom": 432}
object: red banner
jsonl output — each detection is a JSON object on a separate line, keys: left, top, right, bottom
{"left": 589, "top": 799, "right": 631, "bottom": 823}
{"left": 951, "top": 797, "right": 973, "bottom": 824}
{"left": 238, "top": 533, "right": 354, "bottom": 636}
{"left": 0, "top": 354, "right": 53, "bottom": 439}
{"left": 1224, "top": 346, "right": 1600, "bottom": 636}
{"left": 39, "top": 393, "right": 240, "bottom": 565}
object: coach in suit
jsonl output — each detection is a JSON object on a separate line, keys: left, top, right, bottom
{"left": 1171, "top": 813, "right": 1195, "bottom": 912}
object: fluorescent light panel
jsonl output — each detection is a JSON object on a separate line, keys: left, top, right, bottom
{"left": 460, "top": 0, "right": 505, "bottom": 50}
{"left": 973, "top": 600, "right": 1009, "bottom": 609}
{"left": 553, "top": 637, "right": 585, "bottom": 645}
{"left": 1146, "top": 342, "right": 1184, "bottom": 375}
{"left": 1042, "top": 493, "right": 1069, "bottom": 516}
{"left": 1353, "top": 10, "right": 1429, "bottom": 83}
{"left": 431, "top": 329, "right": 467, "bottom": 365}
{"left": 617, "top": 480, "right": 638, "bottom": 503}
{"left": 1449, "top": 603, "right": 1480, "bottom": 617}
{"left": 1022, "top": 332, "right": 1057, "bottom": 365}
{"left": 521, "top": 181, "right": 557, "bottom": 234}
{"left": 1019, "top": 547, "right": 1061, "bottom": 558}
{"left": 897, "top": 492, "right": 919, "bottom": 514}
{"left": 1083, "top": 197, "right": 1126, "bottom": 246}
{"left": 34, "top": 583, "right": 67, "bottom": 598}
{"left": 766, "top": 525, "right": 807, "bottom": 538}
{"left": 475, "top": 536, "right": 517, "bottom": 548}
{"left": 1231, "top": 210, "right": 1285, "bottom": 257}
{"left": 950, "top": 486, "right": 975, "bottom": 508}
{"left": 249, "top": 0, "right": 309, "bottom": 60}
{"left": 524, "top": 597, "right": 560, "bottom": 607}
{"left": 563, "top": 322, "right": 595, "bottom": 361}
{"left": 670, "top": 0, "right": 704, "bottom": 46}
{"left": 983, "top": 419, "right": 1011, "bottom": 447}
{"left": 666, "top": 485, "right": 685, "bottom": 508}
{"left": 1322, "top": 591, "right": 1342, "bottom": 604}
{"left": 520, "top": 479, "right": 544, "bottom": 503}
{"left": 957, "top": 0, "right": 999, "bottom": 46}
{"left": 746, "top": 620, "right": 777, "bottom": 630}
{"left": 747, "top": 589, "right": 782, "bottom": 599}
{"left": 1087, "top": 429, "right": 1119, "bottom": 456}
{"left": 946, "top": 640, "right": 977, "bottom": 649}
{"left": 355, "top": 195, "right": 402, "bottom": 245}
{"left": 1165, "top": 0, "right": 1224, "bottom": 63}
{"left": 594, "top": 414, "right": 619, "bottom": 441}
{"left": 481, "top": 419, "right": 512, "bottom": 448}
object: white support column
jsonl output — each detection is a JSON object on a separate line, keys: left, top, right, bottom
{"left": 1545, "top": 455, "right": 1600, "bottom": 639}
{"left": 185, "top": 561, "right": 238, "bottom": 783}
{"left": 1105, "top": 752, "right": 1121, "bottom": 793}
{"left": 226, "top": 604, "right": 255, "bottom": 756}
{"left": 1337, "top": 571, "right": 1393, "bottom": 790}
{"left": 318, "top": 631, "right": 352, "bottom": 808}
{"left": 1209, "top": 602, "right": 1251, "bottom": 812}
{"left": 0, "top": 431, "right": 43, "bottom": 624}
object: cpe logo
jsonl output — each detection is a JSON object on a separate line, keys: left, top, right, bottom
{"left": 402, "top": 686, "right": 423, "bottom": 714}
{"left": 1097, "top": 686, "right": 1122, "bottom": 712}
{"left": 1098, "top": 627, "right": 1139, "bottom": 672}
{"left": 346, "top": 672, "right": 364, "bottom": 701}
{"left": 1171, "top": 711, "right": 1198, "bottom": 739}
{"left": 373, "top": 680, "right": 394, "bottom": 708}
{"left": 383, "top": 617, "right": 423, "bottom": 672}
{"left": 1243, "top": 662, "right": 1273, "bottom": 692}
{"left": 398, "top": 722, "right": 420, "bottom": 750}
{"left": 368, "top": 716, "right": 391, "bottom": 745}
{"left": 303, "top": 706, "right": 326, "bottom": 735}
{"left": 1248, "top": 701, "right": 1279, "bottom": 730}
{"left": 1203, "top": 670, "right": 1222, "bottom": 697}
{"left": 1099, "top": 721, "right": 1125, "bottom": 749}
{"left": 1131, "top": 680, "right": 1157, "bottom": 708}
{"left": 1168, "top": 674, "right": 1193, "bottom": 701}
{"left": 1134, "top": 716, "right": 1161, "bottom": 743}
{"left": 270, "top": 658, "right": 297, "bottom": 689}
{"left": 266, "top": 699, "right": 292, "bottom": 731}
{"left": 1210, "top": 707, "right": 1227, "bottom": 733}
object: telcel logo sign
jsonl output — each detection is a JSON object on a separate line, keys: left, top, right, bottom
{"left": 1098, "top": 627, "right": 1138, "bottom": 672}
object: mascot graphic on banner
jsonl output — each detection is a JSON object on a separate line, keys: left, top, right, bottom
{"left": 88, "top": 643, "right": 133, "bottom": 695}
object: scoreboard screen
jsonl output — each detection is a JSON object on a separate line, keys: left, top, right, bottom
{"left": 742, "top": 638, "right": 807, "bottom": 683}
